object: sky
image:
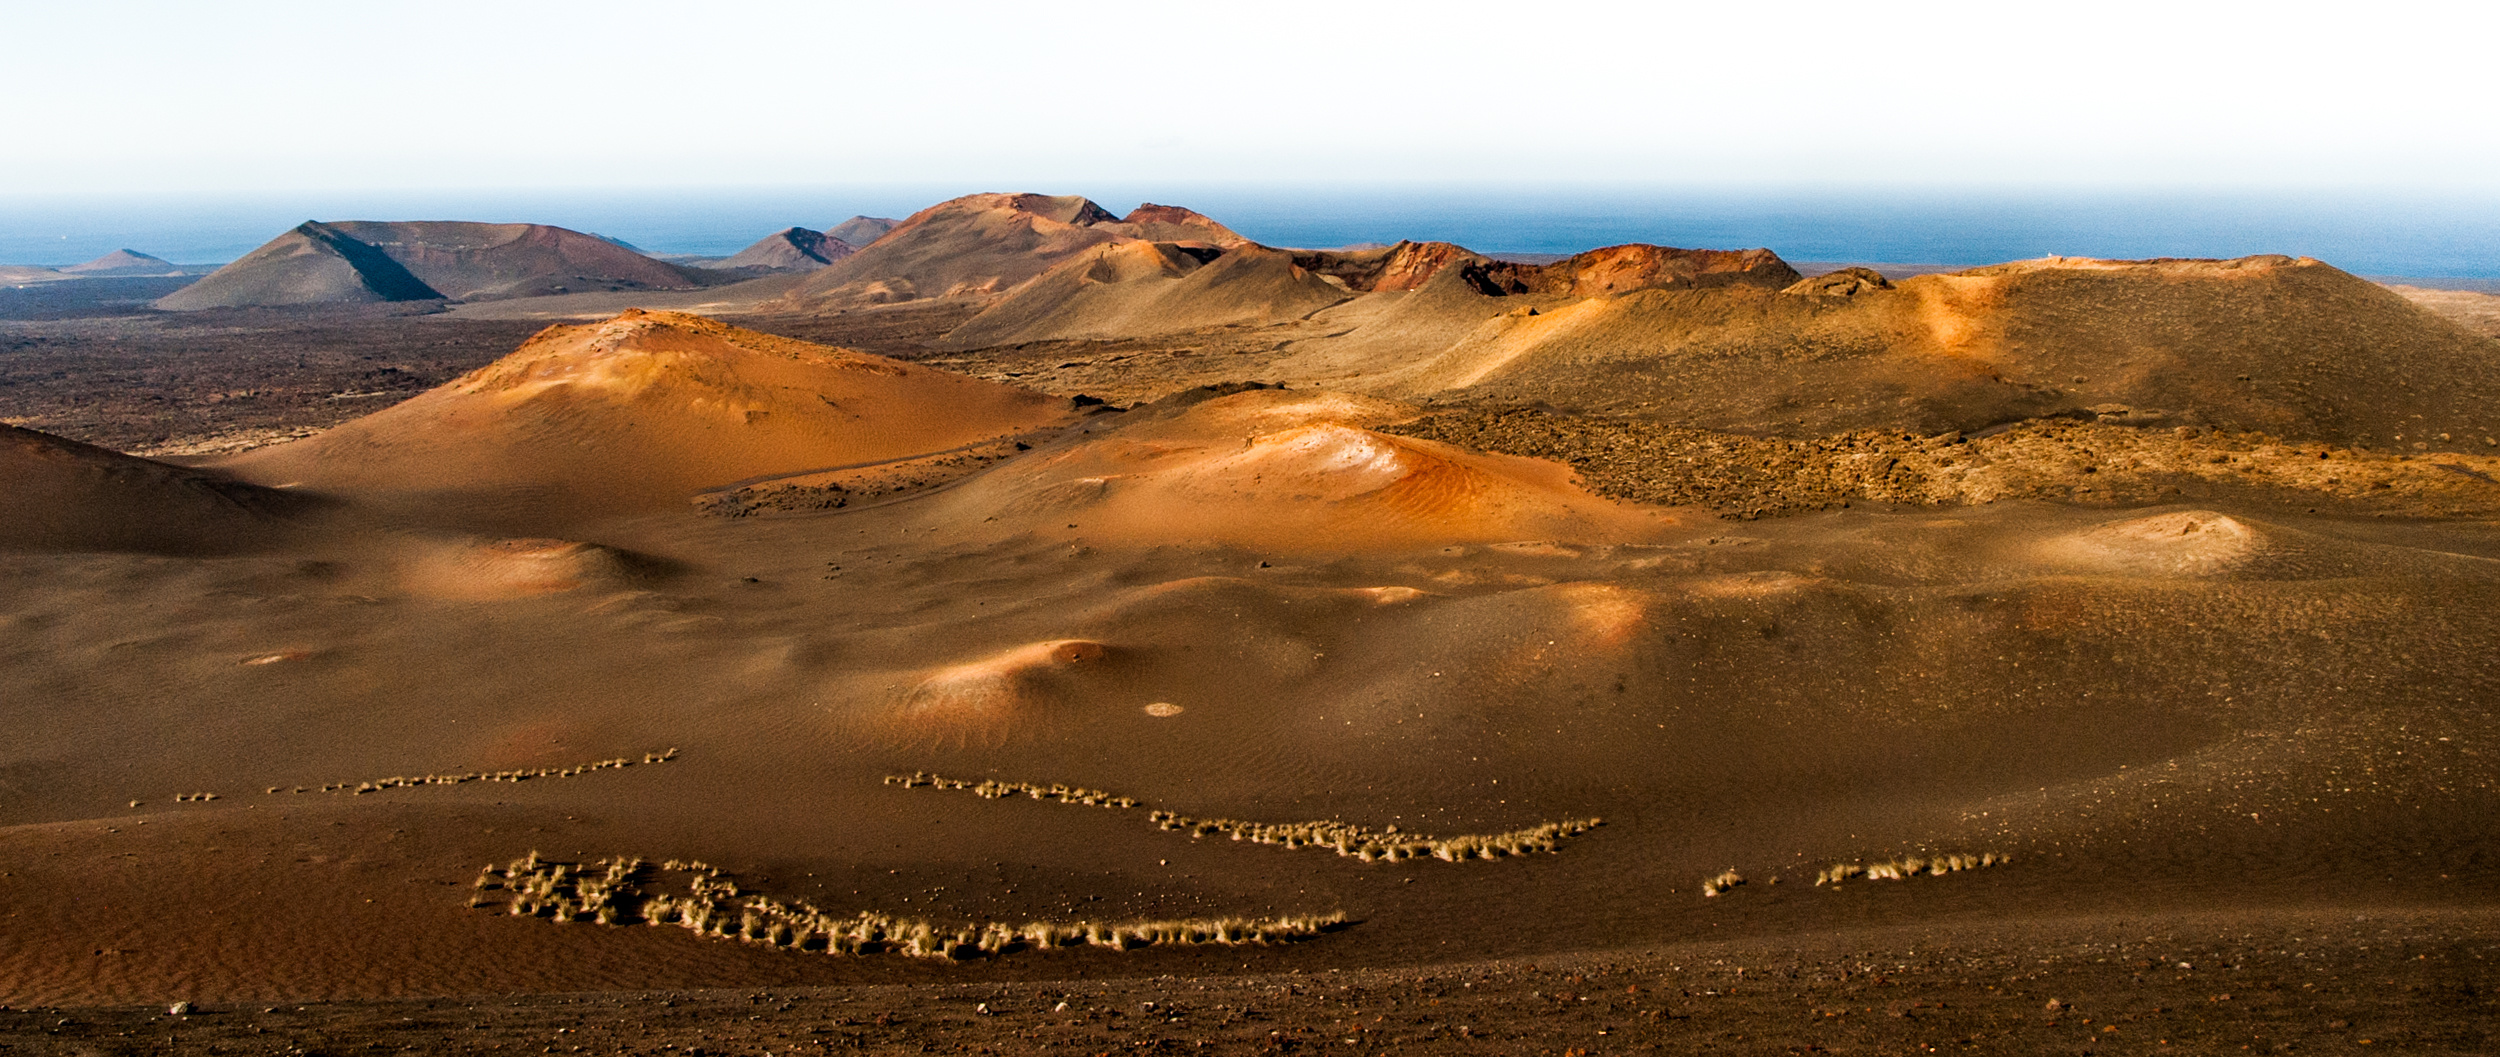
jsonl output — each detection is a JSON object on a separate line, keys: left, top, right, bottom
{"left": 5, "top": 0, "right": 2499, "bottom": 196}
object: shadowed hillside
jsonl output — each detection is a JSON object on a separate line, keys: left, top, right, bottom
{"left": 0, "top": 423, "right": 313, "bottom": 552}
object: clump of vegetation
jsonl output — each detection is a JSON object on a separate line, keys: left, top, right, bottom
{"left": 884, "top": 771, "right": 1137, "bottom": 808}
{"left": 286, "top": 748, "right": 678, "bottom": 797}
{"left": 1148, "top": 810, "right": 1604, "bottom": 862}
{"left": 473, "top": 855, "right": 1344, "bottom": 960}
{"left": 1815, "top": 852, "right": 2007, "bottom": 887}
{"left": 891, "top": 771, "right": 1602, "bottom": 863}
{"left": 1699, "top": 869, "right": 1745, "bottom": 897}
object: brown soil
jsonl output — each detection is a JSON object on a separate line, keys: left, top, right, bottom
{"left": 2393, "top": 285, "right": 2500, "bottom": 338}
{"left": 722, "top": 301, "right": 987, "bottom": 360}
{"left": 7, "top": 909, "right": 2490, "bottom": 1054}
{"left": 0, "top": 307, "right": 545, "bottom": 452}
{"left": 694, "top": 434, "right": 1058, "bottom": 518}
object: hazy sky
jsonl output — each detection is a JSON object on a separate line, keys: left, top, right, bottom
{"left": 6, "top": 0, "right": 2497, "bottom": 195}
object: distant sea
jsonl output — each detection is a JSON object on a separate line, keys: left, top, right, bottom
{"left": 2, "top": 185, "right": 2496, "bottom": 281}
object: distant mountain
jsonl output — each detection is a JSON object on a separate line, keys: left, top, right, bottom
{"left": 777, "top": 194, "right": 1135, "bottom": 309}
{"left": 1288, "top": 241, "right": 1799, "bottom": 296}
{"left": 825, "top": 216, "right": 901, "bottom": 249}
{"left": 60, "top": 249, "right": 186, "bottom": 277}
{"left": 1292, "top": 241, "right": 1489, "bottom": 293}
{"left": 710, "top": 227, "right": 857, "bottom": 273}
{"left": 1475, "top": 244, "right": 1802, "bottom": 296}
{"left": 157, "top": 221, "right": 717, "bottom": 310}
{"left": 1111, "top": 203, "right": 1249, "bottom": 247}
{"left": 779, "top": 195, "right": 1271, "bottom": 311}
{"left": 941, "top": 242, "right": 1348, "bottom": 348}
{"left": 862, "top": 193, "right": 1798, "bottom": 346}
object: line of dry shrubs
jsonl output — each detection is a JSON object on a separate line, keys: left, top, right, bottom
{"left": 1702, "top": 851, "right": 2007, "bottom": 897}
{"left": 1149, "top": 810, "right": 1603, "bottom": 862}
{"left": 474, "top": 854, "right": 1345, "bottom": 960}
{"left": 268, "top": 748, "right": 678, "bottom": 796}
{"left": 883, "top": 772, "right": 1137, "bottom": 808}
{"left": 892, "top": 771, "right": 1602, "bottom": 863}
{"left": 1814, "top": 852, "right": 2007, "bottom": 887}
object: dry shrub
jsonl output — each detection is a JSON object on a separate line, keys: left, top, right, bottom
{"left": 278, "top": 748, "right": 678, "bottom": 799}
{"left": 893, "top": 771, "right": 1603, "bottom": 863}
{"left": 472, "top": 856, "right": 1345, "bottom": 961}
{"left": 1814, "top": 852, "right": 2008, "bottom": 888}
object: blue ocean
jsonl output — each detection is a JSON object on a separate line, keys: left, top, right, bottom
{"left": 2, "top": 185, "right": 2495, "bottom": 282}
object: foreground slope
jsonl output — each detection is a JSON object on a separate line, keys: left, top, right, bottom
{"left": 5, "top": 465, "right": 2497, "bottom": 1004}
{"left": 159, "top": 221, "right": 710, "bottom": 309}
{"left": 0, "top": 424, "right": 308, "bottom": 552}
{"left": 219, "top": 309, "right": 1072, "bottom": 514}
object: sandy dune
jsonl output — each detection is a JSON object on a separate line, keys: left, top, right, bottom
{"left": 921, "top": 386, "right": 1677, "bottom": 549}
{"left": 0, "top": 423, "right": 313, "bottom": 553}
{"left": 219, "top": 309, "right": 1074, "bottom": 520}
